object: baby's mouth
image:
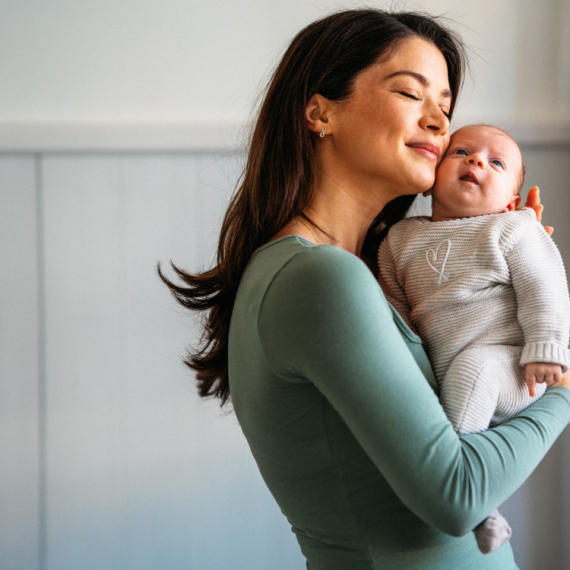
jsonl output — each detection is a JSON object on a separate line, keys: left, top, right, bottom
{"left": 460, "top": 172, "right": 479, "bottom": 185}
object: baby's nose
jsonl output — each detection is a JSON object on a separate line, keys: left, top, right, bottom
{"left": 468, "top": 157, "right": 484, "bottom": 168}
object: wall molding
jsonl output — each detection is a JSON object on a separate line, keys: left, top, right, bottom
{"left": 0, "top": 117, "right": 568, "bottom": 153}
{"left": 0, "top": 122, "right": 248, "bottom": 153}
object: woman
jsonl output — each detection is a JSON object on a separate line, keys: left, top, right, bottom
{"left": 161, "top": 9, "right": 570, "bottom": 569}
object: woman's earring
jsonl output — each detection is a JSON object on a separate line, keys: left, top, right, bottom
{"left": 319, "top": 126, "right": 327, "bottom": 138}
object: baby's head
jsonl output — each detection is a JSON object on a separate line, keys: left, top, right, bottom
{"left": 430, "top": 125, "right": 525, "bottom": 222}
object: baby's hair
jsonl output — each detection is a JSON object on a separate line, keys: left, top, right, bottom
{"left": 454, "top": 124, "right": 525, "bottom": 194}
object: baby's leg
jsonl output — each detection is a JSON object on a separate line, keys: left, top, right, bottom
{"left": 439, "top": 345, "right": 545, "bottom": 553}
{"left": 439, "top": 344, "right": 545, "bottom": 434}
{"left": 492, "top": 346, "right": 546, "bottom": 425}
{"left": 439, "top": 346, "right": 502, "bottom": 434}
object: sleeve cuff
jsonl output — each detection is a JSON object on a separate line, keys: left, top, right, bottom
{"left": 520, "top": 342, "right": 570, "bottom": 373}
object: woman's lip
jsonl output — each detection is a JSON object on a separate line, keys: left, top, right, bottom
{"left": 407, "top": 143, "right": 440, "bottom": 160}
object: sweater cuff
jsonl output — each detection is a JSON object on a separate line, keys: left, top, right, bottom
{"left": 520, "top": 342, "right": 570, "bottom": 373}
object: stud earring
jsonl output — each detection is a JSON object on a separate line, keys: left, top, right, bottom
{"left": 319, "top": 127, "right": 327, "bottom": 138}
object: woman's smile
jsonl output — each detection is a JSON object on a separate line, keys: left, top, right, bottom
{"left": 406, "top": 141, "right": 441, "bottom": 161}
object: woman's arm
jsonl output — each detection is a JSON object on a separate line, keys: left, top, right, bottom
{"left": 258, "top": 245, "right": 570, "bottom": 536}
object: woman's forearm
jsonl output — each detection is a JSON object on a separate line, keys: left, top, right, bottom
{"left": 258, "top": 245, "right": 570, "bottom": 535}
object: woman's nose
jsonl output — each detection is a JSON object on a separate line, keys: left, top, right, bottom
{"left": 420, "top": 104, "right": 449, "bottom": 135}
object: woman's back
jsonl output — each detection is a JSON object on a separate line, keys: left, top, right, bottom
{"left": 226, "top": 235, "right": 551, "bottom": 569}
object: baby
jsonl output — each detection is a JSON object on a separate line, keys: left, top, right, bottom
{"left": 377, "top": 124, "right": 570, "bottom": 553}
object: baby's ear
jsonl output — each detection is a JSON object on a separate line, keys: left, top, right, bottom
{"left": 504, "top": 195, "right": 522, "bottom": 212}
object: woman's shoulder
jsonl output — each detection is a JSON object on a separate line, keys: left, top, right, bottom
{"left": 251, "top": 236, "right": 382, "bottom": 305}
{"left": 255, "top": 235, "right": 367, "bottom": 274}
{"left": 274, "top": 239, "right": 373, "bottom": 284}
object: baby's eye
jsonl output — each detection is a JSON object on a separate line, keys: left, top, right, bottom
{"left": 454, "top": 149, "right": 468, "bottom": 156}
{"left": 491, "top": 159, "right": 504, "bottom": 168}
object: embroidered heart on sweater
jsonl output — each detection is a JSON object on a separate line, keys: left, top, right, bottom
{"left": 426, "top": 239, "right": 451, "bottom": 284}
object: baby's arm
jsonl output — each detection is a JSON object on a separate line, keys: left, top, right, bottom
{"left": 505, "top": 214, "right": 570, "bottom": 392}
{"left": 524, "top": 363, "right": 563, "bottom": 397}
{"left": 377, "top": 235, "right": 417, "bottom": 333}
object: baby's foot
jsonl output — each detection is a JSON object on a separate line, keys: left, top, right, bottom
{"left": 474, "top": 509, "right": 512, "bottom": 554}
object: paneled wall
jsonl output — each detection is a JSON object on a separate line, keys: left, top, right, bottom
{"left": 2, "top": 143, "right": 569, "bottom": 570}
{"left": 1, "top": 152, "right": 305, "bottom": 570}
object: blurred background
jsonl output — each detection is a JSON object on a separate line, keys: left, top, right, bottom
{"left": 1, "top": 1, "right": 569, "bottom": 569}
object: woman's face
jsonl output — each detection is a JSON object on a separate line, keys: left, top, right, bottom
{"left": 327, "top": 37, "right": 452, "bottom": 201}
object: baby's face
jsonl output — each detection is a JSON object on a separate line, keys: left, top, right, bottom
{"left": 431, "top": 126, "right": 522, "bottom": 221}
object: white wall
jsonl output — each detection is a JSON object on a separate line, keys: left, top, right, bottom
{"left": 0, "top": 0, "right": 568, "bottom": 146}
{"left": 1, "top": 1, "right": 569, "bottom": 569}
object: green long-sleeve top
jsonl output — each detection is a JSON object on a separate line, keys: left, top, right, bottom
{"left": 228, "top": 235, "right": 570, "bottom": 569}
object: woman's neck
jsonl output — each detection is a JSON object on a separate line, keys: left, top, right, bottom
{"left": 303, "top": 168, "right": 392, "bottom": 257}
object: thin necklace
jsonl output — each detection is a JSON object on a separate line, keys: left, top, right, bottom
{"left": 297, "top": 217, "right": 319, "bottom": 245}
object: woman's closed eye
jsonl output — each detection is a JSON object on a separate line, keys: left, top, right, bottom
{"left": 398, "top": 91, "right": 420, "bottom": 100}
{"left": 398, "top": 91, "right": 450, "bottom": 119}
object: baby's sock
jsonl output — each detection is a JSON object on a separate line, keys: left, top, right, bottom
{"left": 473, "top": 509, "right": 512, "bottom": 554}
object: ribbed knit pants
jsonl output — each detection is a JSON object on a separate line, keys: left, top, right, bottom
{"left": 440, "top": 345, "right": 546, "bottom": 435}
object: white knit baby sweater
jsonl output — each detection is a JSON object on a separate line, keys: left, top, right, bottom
{"left": 377, "top": 208, "right": 570, "bottom": 385}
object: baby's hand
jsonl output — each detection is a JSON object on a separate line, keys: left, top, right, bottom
{"left": 524, "top": 362, "right": 563, "bottom": 397}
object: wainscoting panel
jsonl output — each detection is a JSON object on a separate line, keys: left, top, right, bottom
{"left": 39, "top": 152, "right": 304, "bottom": 570}
{"left": 0, "top": 156, "right": 41, "bottom": 570}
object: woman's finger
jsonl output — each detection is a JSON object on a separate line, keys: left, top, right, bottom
{"left": 528, "top": 203, "right": 543, "bottom": 222}
{"left": 522, "top": 186, "right": 553, "bottom": 235}
{"left": 524, "top": 186, "right": 540, "bottom": 214}
{"left": 523, "top": 187, "right": 544, "bottom": 222}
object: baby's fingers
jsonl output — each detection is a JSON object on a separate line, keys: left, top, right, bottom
{"left": 525, "top": 371, "right": 537, "bottom": 398}
{"left": 543, "top": 373, "right": 555, "bottom": 388}
{"left": 541, "top": 371, "right": 562, "bottom": 388}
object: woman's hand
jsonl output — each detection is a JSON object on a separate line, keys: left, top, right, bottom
{"left": 522, "top": 186, "right": 553, "bottom": 236}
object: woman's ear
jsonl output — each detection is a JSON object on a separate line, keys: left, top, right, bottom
{"left": 305, "top": 93, "right": 331, "bottom": 136}
{"left": 504, "top": 195, "right": 522, "bottom": 212}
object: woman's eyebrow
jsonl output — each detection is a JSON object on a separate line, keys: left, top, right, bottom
{"left": 384, "top": 70, "right": 452, "bottom": 99}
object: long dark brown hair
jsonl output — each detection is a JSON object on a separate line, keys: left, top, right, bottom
{"left": 158, "top": 8, "right": 467, "bottom": 405}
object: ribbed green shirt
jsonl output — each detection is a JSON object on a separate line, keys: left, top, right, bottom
{"left": 228, "top": 236, "right": 570, "bottom": 570}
